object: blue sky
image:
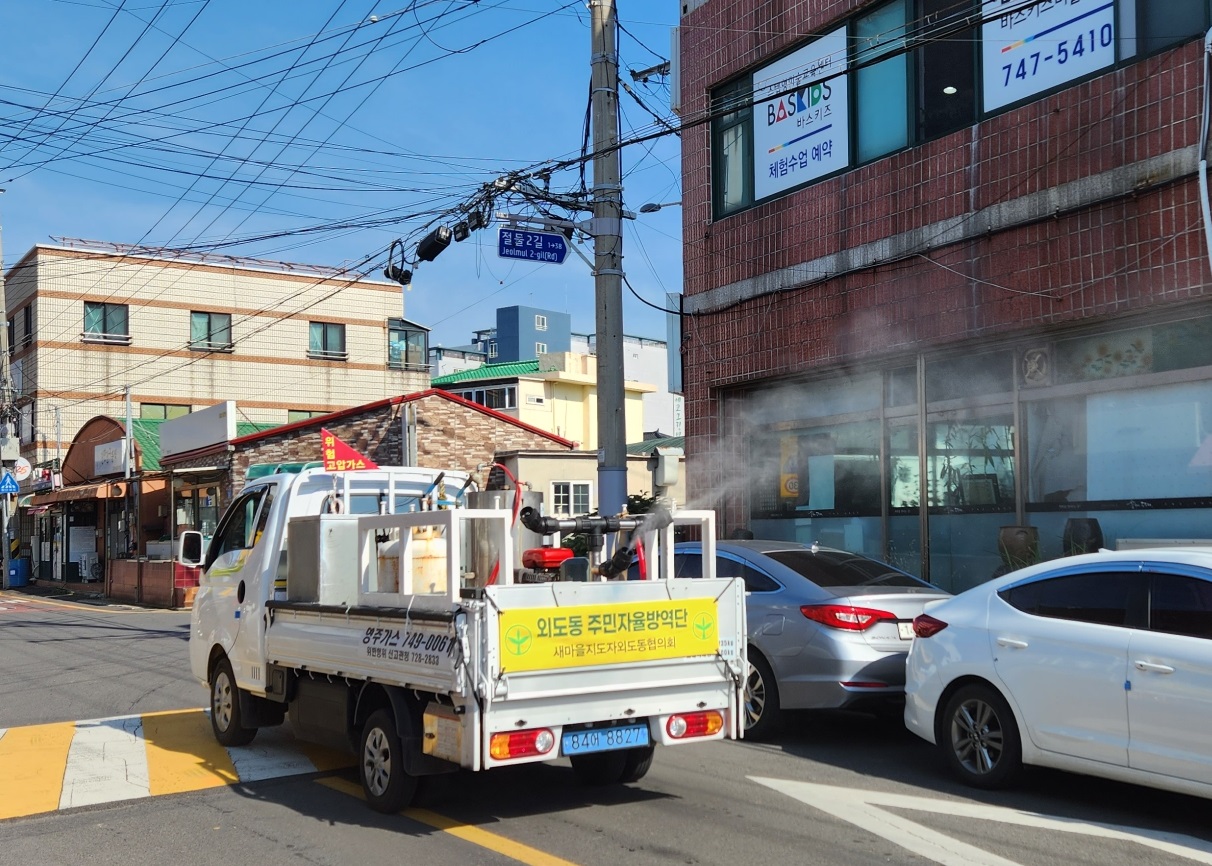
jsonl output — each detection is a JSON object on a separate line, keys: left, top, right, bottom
{"left": 0, "top": 0, "right": 683, "bottom": 349}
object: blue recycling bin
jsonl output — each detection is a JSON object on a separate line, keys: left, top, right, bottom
{"left": 7, "top": 557, "right": 30, "bottom": 588}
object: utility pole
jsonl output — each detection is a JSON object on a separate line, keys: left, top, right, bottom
{"left": 0, "top": 199, "right": 12, "bottom": 589}
{"left": 590, "top": 0, "right": 627, "bottom": 517}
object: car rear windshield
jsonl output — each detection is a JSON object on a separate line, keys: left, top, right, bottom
{"left": 763, "top": 550, "right": 929, "bottom": 588}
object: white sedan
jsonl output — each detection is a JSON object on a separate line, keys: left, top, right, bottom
{"left": 904, "top": 547, "right": 1212, "bottom": 799}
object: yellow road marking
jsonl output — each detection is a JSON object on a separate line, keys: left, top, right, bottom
{"left": 0, "top": 591, "right": 177, "bottom": 614}
{"left": 143, "top": 709, "right": 239, "bottom": 795}
{"left": 319, "top": 777, "right": 581, "bottom": 866}
{"left": 0, "top": 721, "right": 76, "bottom": 820}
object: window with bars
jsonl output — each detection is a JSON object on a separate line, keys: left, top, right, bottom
{"left": 190, "top": 311, "right": 233, "bottom": 351}
{"left": 83, "top": 302, "right": 130, "bottom": 344}
{"left": 309, "top": 321, "right": 347, "bottom": 360}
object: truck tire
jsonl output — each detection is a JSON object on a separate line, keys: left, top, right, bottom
{"left": 569, "top": 750, "right": 628, "bottom": 785}
{"left": 360, "top": 708, "right": 419, "bottom": 813}
{"left": 210, "top": 656, "right": 256, "bottom": 747}
{"left": 619, "top": 745, "right": 655, "bottom": 783}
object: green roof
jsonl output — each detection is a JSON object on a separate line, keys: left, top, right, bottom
{"left": 130, "top": 417, "right": 281, "bottom": 472}
{"left": 626, "top": 435, "right": 685, "bottom": 456}
{"left": 431, "top": 359, "right": 540, "bottom": 386}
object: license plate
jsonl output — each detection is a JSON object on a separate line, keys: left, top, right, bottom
{"left": 898, "top": 622, "right": 915, "bottom": 640}
{"left": 562, "top": 724, "right": 650, "bottom": 756}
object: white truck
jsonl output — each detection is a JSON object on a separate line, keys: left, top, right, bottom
{"left": 183, "top": 466, "right": 746, "bottom": 812}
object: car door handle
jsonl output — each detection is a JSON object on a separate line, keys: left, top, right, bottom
{"left": 996, "top": 637, "right": 1029, "bottom": 649}
{"left": 1134, "top": 660, "right": 1176, "bottom": 674}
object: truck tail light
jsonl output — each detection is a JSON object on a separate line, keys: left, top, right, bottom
{"left": 800, "top": 604, "right": 896, "bottom": 631}
{"left": 666, "top": 711, "right": 723, "bottom": 739}
{"left": 489, "top": 728, "right": 555, "bottom": 760}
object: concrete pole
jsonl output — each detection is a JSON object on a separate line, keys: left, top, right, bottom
{"left": 590, "top": 0, "right": 627, "bottom": 517}
{"left": 0, "top": 206, "right": 9, "bottom": 589}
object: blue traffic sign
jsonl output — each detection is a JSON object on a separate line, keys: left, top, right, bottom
{"left": 0, "top": 472, "right": 18, "bottom": 495}
{"left": 498, "top": 228, "right": 568, "bottom": 264}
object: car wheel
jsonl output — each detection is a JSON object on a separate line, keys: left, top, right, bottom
{"left": 210, "top": 656, "right": 256, "bottom": 747}
{"left": 360, "top": 708, "right": 419, "bottom": 813}
{"left": 744, "top": 652, "right": 782, "bottom": 740}
{"left": 619, "top": 745, "right": 655, "bottom": 783}
{"left": 570, "top": 750, "right": 628, "bottom": 785}
{"left": 940, "top": 684, "right": 1022, "bottom": 789}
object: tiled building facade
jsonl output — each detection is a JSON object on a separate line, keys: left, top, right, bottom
{"left": 679, "top": 1, "right": 1212, "bottom": 589}
{"left": 4, "top": 242, "right": 431, "bottom": 476}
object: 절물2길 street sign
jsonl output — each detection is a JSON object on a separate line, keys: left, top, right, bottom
{"left": 498, "top": 228, "right": 568, "bottom": 264}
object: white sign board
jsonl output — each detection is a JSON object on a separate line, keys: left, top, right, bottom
{"left": 12, "top": 457, "right": 32, "bottom": 482}
{"left": 160, "top": 400, "right": 236, "bottom": 460}
{"left": 982, "top": 0, "right": 1115, "bottom": 112}
{"left": 94, "top": 439, "right": 129, "bottom": 476}
{"left": 753, "top": 27, "right": 849, "bottom": 201}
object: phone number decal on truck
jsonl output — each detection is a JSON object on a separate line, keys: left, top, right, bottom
{"left": 362, "top": 626, "right": 455, "bottom": 667}
{"left": 498, "top": 597, "right": 721, "bottom": 673}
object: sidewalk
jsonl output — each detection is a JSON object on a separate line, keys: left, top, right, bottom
{"left": 4, "top": 577, "right": 110, "bottom": 603}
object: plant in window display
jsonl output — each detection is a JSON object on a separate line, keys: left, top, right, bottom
{"left": 934, "top": 420, "right": 1014, "bottom": 509}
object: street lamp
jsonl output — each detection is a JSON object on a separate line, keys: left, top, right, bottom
{"left": 639, "top": 201, "right": 680, "bottom": 213}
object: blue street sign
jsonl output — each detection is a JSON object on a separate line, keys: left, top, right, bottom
{"left": 0, "top": 472, "right": 18, "bottom": 495}
{"left": 498, "top": 227, "right": 569, "bottom": 264}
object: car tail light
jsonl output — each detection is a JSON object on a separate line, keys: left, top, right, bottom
{"left": 666, "top": 711, "right": 724, "bottom": 739}
{"left": 912, "top": 613, "right": 948, "bottom": 638}
{"left": 489, "top": 728, "right": 555, "bottom": 760}
{"left": 800, "top": 604, "right": 896, "bottom": 631}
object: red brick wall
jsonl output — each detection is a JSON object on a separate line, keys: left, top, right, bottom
{"left": 678, "top": 2, "right": 1212, "bottom": 515}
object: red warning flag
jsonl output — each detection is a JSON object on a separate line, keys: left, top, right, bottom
{"left": 320, "top": 428, "right": 379, "bottom": 471}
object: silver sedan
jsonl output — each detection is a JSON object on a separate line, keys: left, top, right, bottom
{"left": 641, "top": 540, "right": 950, "bottom": 739}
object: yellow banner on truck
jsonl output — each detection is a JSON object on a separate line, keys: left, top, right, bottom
{"left": 497, "top": 597, "right": 720, "bottom": 673}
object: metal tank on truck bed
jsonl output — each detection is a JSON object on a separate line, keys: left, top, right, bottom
{"left": 183, "top": 465, "right": 746, "bottom": 813}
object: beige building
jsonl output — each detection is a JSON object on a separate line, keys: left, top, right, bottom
{"left": 4, "top": 240, "right": 430, "bottom": 472}
{"left": 431, "top": 351, "right": 654, "bottom": 449}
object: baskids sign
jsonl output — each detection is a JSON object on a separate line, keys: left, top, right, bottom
{"left": 981, "top": 0, "right": 1115, "bottom": 112}
{"left": 753, "top": 27, "right": 849, "bottom": 202}
{"left": 497, "top": 598, "right": 720, "bottom": 673}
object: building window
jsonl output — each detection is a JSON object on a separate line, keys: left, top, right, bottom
{"left": 855, "top": 1, "right": 908, "bottom": 163}
{"left": 388, "top": 318, "right": 428, "bottom": 371}
{"left": 22, "top": 305, "right": 31, "bottom": 347}
{"left": 141, "top": 403, "right": 191, "bottom": 420}
{"left": 918, "top": 0, "right": 977, "bottom": 140}
{"left": 552, "top": 481, "right": 592, "bottom": 516}
{"left": 488, "top": 341, "right": 498, "bottom": 359}
{"left": 1133, "top": 0, "right": 1212, "bottom": 56}
{"left": 309, "top": 321, "right": 346, "bottom": 360}
{"left": 536, "top": 342, "right": 547, "bottom": 355}
{"left": 190, "top": 311, "right": 232, "bottom": 351}
{"left": 288, "top": 409, "right": 328, "bottom": 423}
{"left": 535, "top": 314, "right": 548, "bottom": 331}
{"left": 711, "top": 77, "right": 753, "bottom": 217}
{"left": 455, "top": 386, "right": 516, "bottom": 409}
{"left": 83, "top": 302, "right": 129, "bottom": 345}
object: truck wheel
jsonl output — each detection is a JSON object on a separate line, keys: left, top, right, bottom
{"left": 360, "top": 709, "right": 419, "bottom": 813}
{"left": 210, "top": 657, "right": 256, "bottom": 747}
{"left": 744, "top": 652, "right": 782, "bottom": 741}
{"left": 570, "top": 750, "right": 627, "bottom": 785}
{"left": 619, "top": 745, "right": 655, "bottom": 783}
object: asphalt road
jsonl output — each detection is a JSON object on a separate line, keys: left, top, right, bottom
{"left": 3, "top": 590, "right": 1212, "bottom": 866}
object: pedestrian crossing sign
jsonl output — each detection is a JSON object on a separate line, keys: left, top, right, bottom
{"left": 0, "top": 472, "right": 19, "bottom": 494}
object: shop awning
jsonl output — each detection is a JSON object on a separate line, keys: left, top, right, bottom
{"left": 31, "top": 481, "right": 127, "bottom": 505}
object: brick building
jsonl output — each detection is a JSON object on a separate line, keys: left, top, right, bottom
{"left": 678, "top": 1, "right": 1212, "bottom": 589}
{"left": 163, "top": 389, "right": 574, "bottom": 495}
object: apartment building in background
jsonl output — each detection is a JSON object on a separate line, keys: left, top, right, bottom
{"left": 4, "top": 240, "right": 431, "bottom": 480}
{"left": 679, "top": 1, "right": 1212, "bottom": 591}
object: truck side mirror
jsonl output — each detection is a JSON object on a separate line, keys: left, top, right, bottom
{"left": 178, "top": 530, "right": 205, "bottom": 567}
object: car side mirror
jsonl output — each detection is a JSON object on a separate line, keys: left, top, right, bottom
{"left": 178, "top": 530, "right": 205, "bottom": 567}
